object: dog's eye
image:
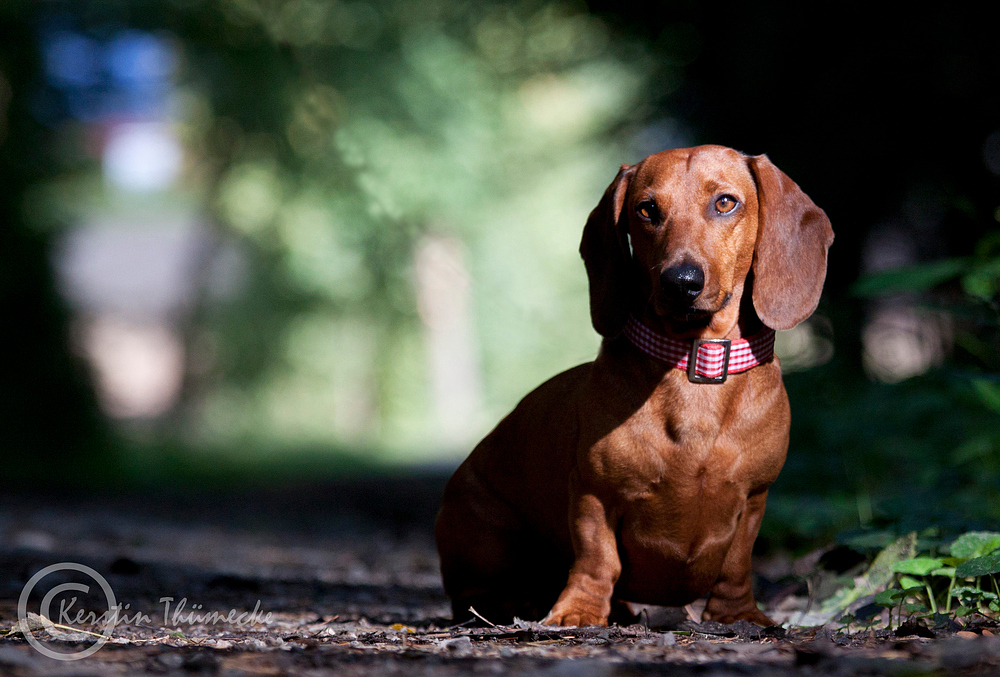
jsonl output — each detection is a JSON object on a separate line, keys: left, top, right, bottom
{"left": 715, "top": 195, "right": 738, "bottom": 214}
{"left": 636, "top": 200, "right": 659, "bottom": 221}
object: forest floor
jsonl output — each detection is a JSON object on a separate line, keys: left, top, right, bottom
{"left": 0, "top": 473, "right": 997, "bottom": 676}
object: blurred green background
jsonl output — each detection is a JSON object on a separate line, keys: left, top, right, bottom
{"left": 1, "top": 1, "right": 998, "bottom": 548}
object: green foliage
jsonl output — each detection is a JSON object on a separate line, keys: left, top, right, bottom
{"left": 766, "top": 365, "right": 1000, "bottom": 544}
{"left": 951, "top": 587, "right": 998, "bottom": 607}
{"left": 832, "top": 531, "right": 1000, "bottom": 630}
{"left": 970, "top": 380, "right": 1000, "bottom": 413}
{"left": 815, "top": 533, "right": 915, "bottom": 623}
{"left": 852, "top": 228, "right": 1000, "bottom": 304}
{"left": 955, "top": 551, "right": 1000, "bottom": 577}
{"left": 850, "top": 258, "right": 971, "bottom": 297}
{"left": 892, "top": 557, "right": 944, "bottom": 576}
{"left": 950, "top": 532, "right": 1000, "bottom": 560}
{"left": 172, "top": 0, "right": 663, "bottom": 455}
{"left": 19, "top": 0, "right": 667, "bottom": 462}
{"left": 765, "top": 228, "right": 1000, "bottom": 547}
{"left": 874, "top": 587, "right": 910, "bottom": 607}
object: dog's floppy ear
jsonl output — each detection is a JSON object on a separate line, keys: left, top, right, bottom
{"left": 748, "top": 155, "right": 834, "bottom": 330}
{"left": 580, "top": 163, "right": 636, "bottom": 337}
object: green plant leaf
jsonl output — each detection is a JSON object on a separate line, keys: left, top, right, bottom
{"left": 930, "top": 567, "right": 957, "bottom": 577}
{"left": 932, "top": 612, "right": 953, "bottom": 627}
{"left": 952, "top": 586, "right": 998, "bottom": 603}
{"left": 974, "top": 231, "right": 1000, "bottom": 259}
{"left": 971, "top": 380, "right": 1000, "bottom": 415}
{"left": 904, "top": 603, "right": 929, "bottom": 613}
{"left": 955, "top": 551, "right": 1000, "bottom": 577}
{"left": 950, "top": 531, "right": 1000, "bottom": 559}
{"left": 875, "top": 589, "right": 905, "bottom": 607}
{"left": 893, "top": 557, "right": 945, "bottom": 576}
{"left": 962, "top": 259, "right": 1000, "bottom": 301}
{"left": 899, "top": 575, "right": 923, "bottom": 589}
{"left": 953, "top": 436, "right": 1000, "bottom": 464}
{"left": 955, "top": 606, "right": 973, "bottom": 617}
{"left": 851, "top": 258, "right": 970, "bottom": 297}
{"left": 818, "top": 533, "right": 917, "bottom": 621}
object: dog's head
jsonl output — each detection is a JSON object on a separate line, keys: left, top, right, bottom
{"left": 580, "top": 145, "right": 834, "bottom": 337}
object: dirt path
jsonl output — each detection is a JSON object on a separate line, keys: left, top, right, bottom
{"left": 1, "top": 481, "right": 998, "bottom": 675}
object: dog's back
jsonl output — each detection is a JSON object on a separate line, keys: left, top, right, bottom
{"left": 436, "top": 362, "right": 589, "bottom": 621}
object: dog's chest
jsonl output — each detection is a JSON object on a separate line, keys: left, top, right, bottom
{"left": 603, "top": 389, "right": 776, "bottom": 496}
{"left": 611, "top": 442, "right": 751, "bottom": 603}
{"left": 600, "top": 384, "right": 783, "bottom": 604}
{"left": 623, "top": 440, "right": 747, "bottom": 536}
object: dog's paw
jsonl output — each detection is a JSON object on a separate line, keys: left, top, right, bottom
{"left": 543, "top": 608, "right": 608, "bottom": 628}
{"left": 543, "top": 596, "right": 609, "bottom": 627}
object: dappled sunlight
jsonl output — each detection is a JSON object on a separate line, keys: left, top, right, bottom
{"left": 862, "top": 306, "right": 952, "bottom": 383}
{"left": 217, "top": 162, "right": 284, "bottom": 237}
{"left": 859, "top": 214, "right": 955, "bottom": 383}
{"left": 223, "top": 0, "right": 383, "bottom": 49}
{"left": 78, "top": 317, "right": 185, "bottom": 419}
{"left": 415, "top": 235, "right": 484, "bottom": 448}
{"left": 136, "top": 0, "right": 658, "bottom": 457}
{"left": 516, "top": 64, "right": 643, "bottom": 141}
{"left": 35, "top": 0, "right": 656, "bottom": 458}
{"left": 277, "top": 194, "right": 372, "bottom": 302}
{"left": 774, "top": 316, "right": 834, "bottom": 373}
{"left": 103, "top": 122, "right": 184, "bottom": 193}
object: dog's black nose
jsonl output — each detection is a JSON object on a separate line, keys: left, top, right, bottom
{"left": 660, "top": 263, "right": 705, "bottom": 303}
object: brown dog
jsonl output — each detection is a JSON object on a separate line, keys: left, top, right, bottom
{"left": 435, "top": 145, "right": 833, "bottom": 627}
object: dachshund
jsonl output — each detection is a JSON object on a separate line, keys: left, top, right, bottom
{"left": 435, "top": 145, "right": 833, "bottom": 627}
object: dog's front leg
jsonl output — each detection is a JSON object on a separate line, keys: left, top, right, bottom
{"left": 544, "top": 488, "right": 620, "bottom": 627}
{"left": 702, "top": 489, "right": 776, "bottom": 626}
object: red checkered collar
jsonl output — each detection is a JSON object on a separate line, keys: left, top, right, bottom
{"left": 623, "top": 315, "right": 776, "bottom": 384}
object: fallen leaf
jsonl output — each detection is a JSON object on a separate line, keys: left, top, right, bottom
{"left": 5, "top": 612, "right": 54, "bottom": 637}
{"left": 817, "top": 533, "right": 918, "bottom": 623}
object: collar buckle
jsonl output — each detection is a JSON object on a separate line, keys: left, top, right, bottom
{"left": 687, "top": 338, "right": 731, "bottom": 384}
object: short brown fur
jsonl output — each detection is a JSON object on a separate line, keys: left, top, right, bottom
{"left": 435, "top": 145, "right": 834, "bottom": 627}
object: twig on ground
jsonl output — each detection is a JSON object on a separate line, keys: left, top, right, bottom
{"left": 468, "top": 607, "right": 498, "bottom": 628}
{"left": 446, "top": 618, "right": 477, "bottom": 630}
